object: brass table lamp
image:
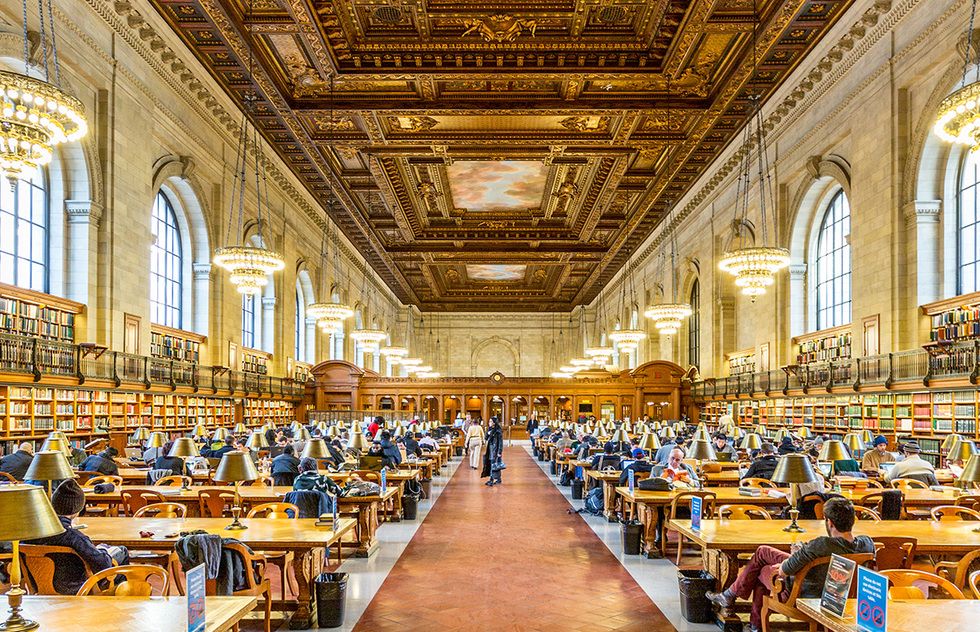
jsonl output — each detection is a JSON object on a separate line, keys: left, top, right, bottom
{"left": 192, "top": 424, "right": 209, "bottom": 439}
{"left": 39, "top": 435, "right": 70, "bottom": 457}
{"left": 942, "top": 433, "right": 964, "bottom": 452}
{"left": 949, "top": 440, "right": 977, "bottom": 477}
{"left": 692, "top": 427, "right": 711, "bottom": 442}
{"left": 687, "top": 439, "right": 717, "bottom": 489}
{"left": 167, "top": 438, "right": 200, "bottom": 491}
{"left": 661, "top": 427, "right": 677, "bottom": 440}
{"left": 858, "top": 429, "right": 874, "bottom": 445}
{"left": 818, "top": 440, "right": 852, "bottom": 463}
{"left": 771, "top": 454, "right": 820, "bottom": 532}
{"left": 0, "top": 484, "right": 65, "bottom": 632}
{"left": 213, "top": 451, "right": 259, "bottom": 530}
{"left": 841, "top": 434, "right": 863, "bottom": 458}
{"left": 326, "top": 425, "right": 340, "bottom": 439}
{"left": 347, "top": 426, "right": 369, "bottom": 452}
{"left": 24, "top": 451, "right": 74, "bottom": 497}
{"left": 798, "top": 426, "right": 811, "bottom": 440}
{"left": 131, "top": 426, "right": 150, "bottom": 444}
{"left": 302, "top": 439, "right": 329, "bottom": 459}
{"left": 609, "top": 427, "right": 630, "bottom": 445}
{"left": 233, "top": 422, "right": 248, "bottom": 435}
{"left": 740, "top": 433, "right": 763, "bottom": 451}
{"left": 246, "top": 431, "right": 269, "bottom": 451}
{"left": 755, "top": 424, "right": 768, "bottom": 438}
{"left": 146, "top": 431, "right": 167, "bottom": 450}
{"left": 212, "top": 427, "right": 231, "bottom": 442}
{"left": 294, "top": 427, "right": 311, "bottom": 442}
{"left": 638, "top": 432, "right": 661, "bottom": 453}
{"left": 959, "top": 455, "right": 980, "bottom": 529}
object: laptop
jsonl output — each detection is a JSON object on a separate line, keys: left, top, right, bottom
{"left": 816, "top": 462, "right": 833, "bottom": 478}
{"left": 124, "top": 447, "right": 143, "bottom": 460}
{"left": 359, "top": 455, "right": 385, "bottom": 472}
{"left": 716, "top": 452, "right": 734, "bottom": 463}
{"left": 879, "top": 462, "right": 897, "bottom": 477}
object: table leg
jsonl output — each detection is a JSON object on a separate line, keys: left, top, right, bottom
{"left": 354, "top": 500, "right": 380, "bottom": 557}
{"left": 287, "top": 548, "right": 324, "bottom": 629}
{"left": 603, "top": 481, "right": 617, "bottom": 522}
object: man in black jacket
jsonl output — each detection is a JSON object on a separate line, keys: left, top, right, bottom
{"left": 200, "top": 436, "right": 237, "bottom": 459}
{"left": 377, "top": 431, "right": 402, "bottom": 468}
{"left": 0, "top": 442, "right": 35, "bottom": 480}
{"left": 742, "top": 443, "right": 779, "bottom": 480}
{"left": 78, "top": 447, "right": 120, "bottom": 476}
{"left": 618, "top": 449, "right": 654, "bottom": 486}
{"left": 401, "top": 432, "right": 422, "bottom": 458}
{"left": 271, "top": 445, "right": 300, "bottom": 486}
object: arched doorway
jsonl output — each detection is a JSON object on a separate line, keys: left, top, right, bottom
{"left": 421, "top": 395, "right": 438, "bottom": 422}
{"left": 378, "top": 396, "right": 395, "bottom": 411}
{"left": 511, "top": 396, "right": 528, "bottom": 423}
{"left": 465, "top": 396, "right": 483, "bottom": 421}
{"left": 400, "top": 396, "right": 416, "bottom": 413}
{"left": 489, "top": 395, "right": 504, "bottom": 420}
{"left": 532, "top": 396, "right": 549, "bottom": 419}
{"left": 556, "top": 396, "right": 572, "bottom": 421}
{"left": 444, "top": 395, "right": 461, "bottom": 423}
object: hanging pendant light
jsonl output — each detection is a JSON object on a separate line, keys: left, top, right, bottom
{"left": 609, "top": 329, "right": 646, "bottom": 353}
{"left": 645, "top": 214, "right": 692, "bottom": 335}
{"left": 936, "top": 0, "right": 980, "bottom": 147}
{"left": 0, "top": 0, "right": 87, "bottom": 182}
{"left": 350, "top": 328, "right": 387, "bottom": 352}
{"left": 380, "top": 346, "right": 408, "bottom": 364}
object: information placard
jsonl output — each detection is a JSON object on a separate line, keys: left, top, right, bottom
{"left": 381, "top": 468, "right": 387, "bottom": 494}
{"left": 690, "top": 496, "right": 702, "bottom": 531}
{"left": 628, "top": 468, "right": 635, "bottom": 494}
{"left": 856, "top": 566, "right": 888, "bottom": 632}
{"left": 819, "top": 554, "right": 857, "bottom": 619}
{"left": 186, "top": 563, "right": 206, "bottom": 632}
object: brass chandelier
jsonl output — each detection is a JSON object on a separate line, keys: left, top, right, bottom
{"left": 935, "top": 0, "right": 980, "bottom": 148}
{"left": 1, "top": 0, "right": 88, "bottom": 181}
{"left": 645, "top": 213, "right": 692, "bottom": 335}
{"left": 308, "top": 224, "right": 353, "bottom": 331}
{"left": 608, "top": 254, "right": 646, "bottom": 354}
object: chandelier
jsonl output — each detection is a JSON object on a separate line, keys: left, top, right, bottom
{"left": 400, "top": 357, "right": 422, "bottom": 368}
{"left": 609, "top": 329, "right": 646, "bottom": 353}
{"left": 718, "top": 246, "right": 790, "bottom": 297}
{"left": 935, "top": 0, "right": 980, "bottom": 148}
{"left": 551, "top": 371, "right": 573, "bottom": 378}
{"left": 416, "top": 371, "right": 440, "bottom": 379}
{"left": 409, "top": 364, "right": 432, "bottom": 374}
{"left": 350, "top": 328, "right": 387, "bottom": 352}
{"left": 644, "top": 303, "right": 693, "bottom": 335}
{"left": 380, "top": 345, "right": 408, "bottom": 365}
{"left": 0, "top": 0, "right": 87, "bottom": 181}
{"left": 213, "top": 245, "right": 285, "bottom": 294}
{"left": 559, "top": 364, "right": 580, "bottom": 374}
{"left": 569, "top": 357, "right": 593, "bottom": 369}
{"left": 308, "top": 302, "right": 353, "bottom": 332}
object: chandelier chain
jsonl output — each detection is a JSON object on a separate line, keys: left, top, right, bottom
{"left": 36, "top": 0, "right": 49, "bottom": 82}
{"left": 45, "top": 0, "right": 60, "bottom": 86}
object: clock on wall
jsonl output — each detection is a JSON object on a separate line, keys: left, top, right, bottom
{"left": 490, "top": 371, "right": 504, "bottom": 383}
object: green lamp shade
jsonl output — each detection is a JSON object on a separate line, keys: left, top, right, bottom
{"left": 0, "top": 484, "right": 65, "bottom": 540}
{"left": 24, "top": 451, "right": 74, "bottom": 482}
{"left": 213, "top": 451, "right": 259, "bottom": 483}
{"left": 771, "top": 454, "right": 820, "bottom": 485}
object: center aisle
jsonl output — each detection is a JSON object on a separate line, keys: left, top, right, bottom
{"left": 353, "top": 444, "right": 676, "bottom": 631}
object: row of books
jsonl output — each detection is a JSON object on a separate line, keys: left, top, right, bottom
{"left": 796, "top": 332, "right": 852, "bottom": 365}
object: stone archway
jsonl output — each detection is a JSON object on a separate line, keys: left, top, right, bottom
{"left": 470, "top": 335, "right": 519, "bottom": 376}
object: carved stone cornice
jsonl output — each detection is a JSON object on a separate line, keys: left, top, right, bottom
{"left": 903, "top": 199, "right": 942, "bottom": 224}
{"left": 65, "top": 199, "right": 104, "bottom": 227}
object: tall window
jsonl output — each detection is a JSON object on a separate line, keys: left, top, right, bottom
{"left": 242, "top": 294, "right": 255, "bottom": 349}
{"left": 688, "top": 279, "right": 700, "bottom": 369}
{"left": 294, "top": 286, "right": 305, "bottom": 361}
{"left": 815, "top": 190, "right": 851, "bottom": 330}
{"left": 0, "top": 166, "right": 47, "bottom": 292}
{"left": 959, "top": 151, "right": 980, "bottom": 294}
{"left": 149, "top": 192, "right": 183, "bottom": 328}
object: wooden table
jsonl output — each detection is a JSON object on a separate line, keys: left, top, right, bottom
{"left": 797, "top": 598, "right": 980, "bottom": 632}
{"left": 583, "top": 470, "right": 623, "bottom": 521}
{"left": 702, "top": 470, "right": 741, "bottom": 486}
{"left": 19, "top": 595, "right": 256, "bottom": 632}
{"left": 328, "top": 469, "right": 420, "bottom": 522}
{"left": 79, "top": 517, "right": 355, "bottom": 629}
{"left": 85, "top": 485, "right": 397, "bottom": 558}
{"left": 115, "top": 467, "right": 211, "bottom": 484}
{"left": 400, "top": 459, "right": 435, "bottom": 480}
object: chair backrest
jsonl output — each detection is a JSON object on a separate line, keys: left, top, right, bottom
{"left": 880, "top": 569, "right": 966, "bottom": 599}
{"left": 249, "top": 475, "right": 273, "bottom": 487}
{"left": 76, "top": 564, "right": 169, "bottom": 596}
{"left": 970, "top": 569, "right": 980, "bottom": 599}
{"left": 19, "top": 544, "right": 93, "bottom": 595}
{"left": 936, "top": 548, "right": 980, "bottom": 588}
{"left": 81, "top": 475, "right": 122, "bottom": 489}
{"left": 778, "top": 553, "right": 876, "bottom": 605}
{"left": 246, "top": 502, "right": 299, "bottom": 519}
{"left": 872, "top": 536, "right": 917, "bottom": 570}
{"left": 669, "top": 491, "right": 716, "bottom": 519}
{"left": 739, "top": 477, "right": 777, "bottom": 489}
{"left": 198, "top": 489, "right": 235, "bottom": 518}
{"left": 358, "top": 471, "right": 382, "bottom": 484}
{"left": 169, "top": 544, "right": 266, "bottom": 597}
{"left": 718, "top": 504, "right": 771, "bottom": 520}
{"left": 155, "top": 475, "right": 191, "bottom": 487}
{"left": 955, "top": 494, "right": 980, "bottom": 512}
{"left": 930, "top": 505, "right": 980, "bottom": 522}
{"left": 890, "top": 478, "right": 928, "bottom": 490}
{"left": 852, "top": 506, "right": 881, "bottom": 521}
{"left": 133, "top": 502, "right": 187, "bottom": 519}
{"left": 701, "top": 462, "right": 722, "bottom": 474}
{"left": 0, "top": 471, "right": 18, "bottom": 483}
{"left": 119, "top": 489, "right": 167, "bottom": 516}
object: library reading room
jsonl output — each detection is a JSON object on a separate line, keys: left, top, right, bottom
{"left": 3, "top": 0, "right": 980, "bottom": 631}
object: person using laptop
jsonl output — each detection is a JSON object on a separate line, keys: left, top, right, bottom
{"left": 884, "top": 441, "right": 937, "bottom": 485}
{"left": 861, "top": 435, "right": 894, "bottom": 472}
{"left": 713, "top": 433, "right": 735, "bottom": 460}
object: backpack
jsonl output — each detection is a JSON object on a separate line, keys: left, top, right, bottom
{"left": 559, "top": 469, "right": 572, "bottom": 486}
{"left": 583, "top": 486, "right": 604, "bottom": 516}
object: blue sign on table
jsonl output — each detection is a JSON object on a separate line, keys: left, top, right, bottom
{"left": 186, "top": 563, "right": 206, "bottom": 632}
{"left": 574, "top": 466, "right": 583, "bottom": 480}
{"left": 628, "top": 469, "right": 635, "bottom": 494}
{"left": 855, "top": 566, "right": 887, "bottom": 632}
{"left": 381, "top": 468, "right": 387, "bottom": 494}
{"left": 332, "top": 493, "right": 339, "bottom": 525}
{"left": 690, "top": 496, "right": 703, "bottom": 531}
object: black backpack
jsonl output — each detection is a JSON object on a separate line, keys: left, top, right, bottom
{"left": 583, "top": 486, "right": 604, "bottom": 516}
{"left": 559, "top": 469, "right": 573, "bottom": 486}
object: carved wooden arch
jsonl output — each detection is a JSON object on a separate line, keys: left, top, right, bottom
{"left": 470, "top": 335, "right": 520, "bottom": 376}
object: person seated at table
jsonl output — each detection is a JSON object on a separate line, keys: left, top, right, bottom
{"left": 777, "top": 435, "right": 798, "bottom": 455}
{"left": 377, "top": 430, "right": 402, "bottom": 468}
{"left": 651, "top": 447, "right": 699, "bottom": 488}
{"left": 79, "top": 447, "right": 120, "bottom": 476}
{"left": 141, "top": 440, "right": 166, "bottom": 465}
{"left": 271, "top": 445, "right": 301, "bottom": 486}
{"left": 554, "top": 431, "right": 575, "bottom": 453}
{"left": 861, "top": 435, "right": 894, "bottom": 472}
{"left": 401, "top": 432, "right": 423, "bottom": 459}
{"left": 706, "top": 498, "right": 874, "bottom": 632}
{"left": 590, "top": 443, "right": 622, "bottom": 470}
{"left": 201, "top": 435, "right": 238, "bottom": 459}
{"left": 654, "top": 435, "right": 678, "bottom": 466}
{"left": 264, "top": 424, "right": 278, "bottom": 446}
{"left": 367, "top": 416, "right": 383, "bottom": 439}
{"left": 575, "top": 433, "right": 599, "bottom": 460}
{"left": 713, "top": 433, "right": 735, "bottom": 459}
{"left": 884, "top": 441, "right": 937, "bottom": 485}
{"left": 293, "top": 457, "right": 340, "bottom": 495}
{"left": 618, "top": 448, "right": 653, "bottom": 485}
{"left": 0, "top": 442, "right": 35, "bottom": 480}
{"left": 741, "top": 442, "right": 779, "bottom": 480}
{"left": 150, "top": 441, "right": 184, "bottom": 476}
{"left": 418, "top": 432, "right": 439, "bottom": 452}
{"left": 26, "top": 479, "right": 129, "bottom": 595}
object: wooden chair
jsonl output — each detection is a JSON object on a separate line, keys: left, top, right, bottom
{"left": 134, "top": 502, "right": 187, "bottom": 519}
{"left": 246, "top": 503, "right": 300, "bottom": 601}
{"left": 891, "top": 478, "right": 929, "bottom": 491}
{"left": 0, "top": 471, "right": 18, "bottom": 483}
{"left": 872, "top": 536, "right": 917, "bottom": 570}
{"left": 762, "top": 553, "right": 875, "bottom": 632}
{"left": 249, "top": 475, "right": 274, "bottom": 487}
{"left": 19, "top": 545, "right": 94, "bottom": 595}
{"left": 170, "top": 544, "right": 273, "bottom": 632}
{"left": 700, "top": 462, "right": 722, "bottom": 474}
{"left": 930, "top": 505, "right": 980, "bottom": 522}
{"left": 76, "top": 564, "right": 169, "bottom": 596}
{"left": 198, "top": 489, "right": 236, "bottom": 518}
{"left": 853, "top": 505, "right": 881, "bottom": 521}
{"left": 154, "top": 475, "right": 192, "bottom": 487}
{"left": 120, "top": 489, "right": 167, "bottom": 516}
{"left": 667, "top": 490, "right": 716, "bottom": 563}
{"left": 935, "top": 549, "right": 980, "bottom": 591}
{"left": 955, "top": 494, "right": 980, "bottom": 512}
{"left": 880, "top": 569, "right": 965, "bottom": 599}
{"left": 970, "top": 569, "right": 980, "bottom": 599}
{"left": 739, "top": 477, "right": 777, "bottom": 489}
{"left": 81, "top": 475, "right": 123, "bottom": 488}
{"left": 717, "top": 504, "right": 771, "bottom": 520}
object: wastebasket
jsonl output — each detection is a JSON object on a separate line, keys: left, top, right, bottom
{"left": 314, "top": 572, "right": 348, "bottom": 628}
{"left": 622, "top": 520, "right": 642, "bottom": 555}
{"left": 537, "top": 449, "right": 546, "bottom": 462}
{"left": 455, "top": 446, "right": 463, "bottom": 457}
{"left": 549, "top": 461, "right": 557, "bottom": 476}
{"left": 571, "top": 479, "right": 584, "bottom": 500}
{"left": 421, "top": 478, "right": 432, "bottom": 499}
{"left": 677, "top": 570, "right": 716, "bottom": 623}
{"left": 402, "top": 494, "right": 419, "bottom": 520}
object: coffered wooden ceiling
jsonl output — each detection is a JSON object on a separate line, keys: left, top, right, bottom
{"left": 150, "top": 0, "right": 853, "bottom": 311}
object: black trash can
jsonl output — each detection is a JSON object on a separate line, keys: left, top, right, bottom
{"left": 571, "top": 479, "right": 584, "bottom": 500}
{"left": 402, "top": 494, "right": 419, "bottom": 520}
{"left": 455, "top": 446, "right": 463, "bottom": 457}
{"left": 421, "top": 478, "right": 432, "bottom": 499}
{"left": 549, "top": 461, "right": 557, "bottom": 476}
{"left": 314, "top": 572, "right": 348, "bottom": 628}
{"left": 622, "top": 520, "right": 643, "bottom": 555}
{"left": 537, "top": 449, "right": 546, "bottom": 462}
{"left": 677, "top": 570, "right": 716, "bottom": 623}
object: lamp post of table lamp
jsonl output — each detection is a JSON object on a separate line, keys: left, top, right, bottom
{"left": 167, "top": 438, "right": 201, "bottom": 492}
{"left": 771, "top": 454, "right": 820, "bottom": 533}
{"left": 213, "top": 451, "right": 259, "bottom": 530}
{"left": 24, "top": 451, "right": 74, "bottom": 498}
{"left": 818, "top": 440, "right": 852, "bottom": 492}
{"left": 953, "top": 449, "right": 980, "bottom": 502}
{"left": 0, "top": 485, "right": 66, "bottom": 631}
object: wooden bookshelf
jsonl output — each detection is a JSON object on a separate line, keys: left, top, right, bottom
{"left": 241, "top": 348, "right": 271, "bottom": 375}
{"left": 922, "top": 291, "right": 980, "bottom": 343}
{"left": 727, "top": 349, "right": 756, "bottom": 376}
{"left": 0, "top": 282, "right": 83, "bottom": 343}
{"left": 793, "top": 324, "right": 852, "bottom": 365}
{"left": 294, "top": 362, "right": 312, "bottom": 383}
{"left": 243, "top": 398, "right": 294, "bottom": 425}
{"left": 149, "top": 324, "right": 205, "bottom": 364}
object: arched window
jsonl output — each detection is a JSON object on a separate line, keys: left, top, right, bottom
{"left": 958, "top": 151, "right": 980, "bottom": 294}
{"left": 815, "top": 191, "right": 851, "bottom": 330}
{"left": 688, "top": 279, "right": 700, "bottom": 369}
{"left": 149, "top": 192, "right": 183, "bottom": 328}
{"left": 242, "top": 294, "right": 256, "bottom": 349}
{"left": 0, "top": 166, "right": 48, "bottom": 292}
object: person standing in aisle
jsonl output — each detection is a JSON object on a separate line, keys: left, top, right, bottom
{"left": 482, "top": 417, "right": 504, "bottom": 486}
{"left": 465, "top": 420, "right": 486, "bottom": 469}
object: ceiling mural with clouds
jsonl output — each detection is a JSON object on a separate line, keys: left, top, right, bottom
{"left": 447, "top": 161, "right": 548, "bottom": 212}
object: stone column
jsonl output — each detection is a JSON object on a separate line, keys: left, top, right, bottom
{"left": 304, "top": 317, "right": 317, "bottom": 363}
{"left": 192, "top": 263, "right": 211, "bottom": 336}
{"left": 789, "top": 264, "right": 807, "bottom": 339}
{"left": 904, "top": 200, "right": 942, "bottom": 347}
{"left": 65, "top": 200, "right": 103, "bottom": 341}
{"left": 261, "top": 296, "right": 276, "bottom": 354}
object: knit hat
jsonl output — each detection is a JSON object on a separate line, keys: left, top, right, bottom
{"left": 299, "top": 457, "right": 318, "bottom": 473}
{"left": 873, "top": 435, "right": 888, "bottom": 447}
{"left": 51, "top": 479, "right": 86, "bottom": 516}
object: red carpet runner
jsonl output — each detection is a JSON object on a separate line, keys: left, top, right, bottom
{"left": 353, "top": 445, "right": 676, "bottom": 631}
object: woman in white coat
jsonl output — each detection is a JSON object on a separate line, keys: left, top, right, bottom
{"left": 464, "top": 421, "right": 486, "bottom": 469}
